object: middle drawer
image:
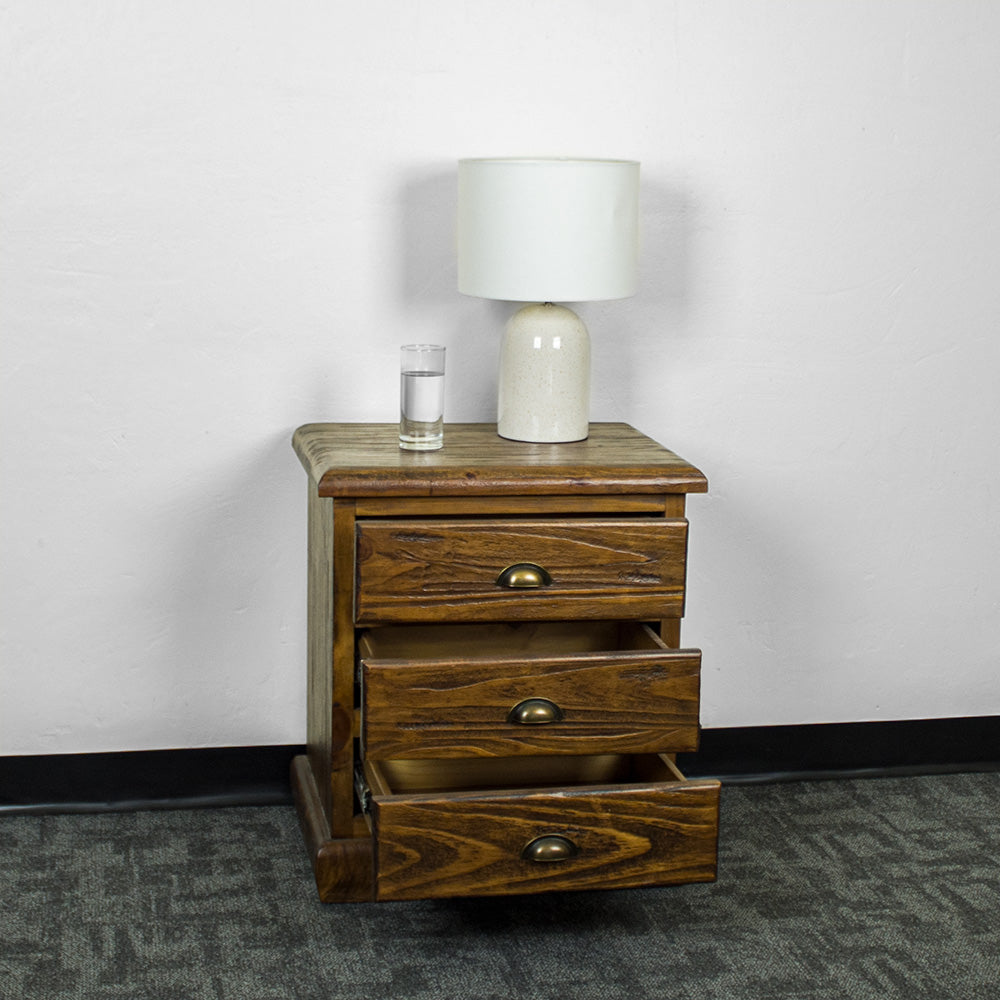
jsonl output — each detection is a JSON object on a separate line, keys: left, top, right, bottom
{"left": 359, "top": 621, "right": 702, "bottom": 759}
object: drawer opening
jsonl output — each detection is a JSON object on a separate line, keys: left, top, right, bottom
{"left": 358, "top": 621, "right": 702, "bottom": 761}
{"left": 359, "top": 620, "right": 670, "bottom": 661}
{"left": 366, "top": 752, "right": 689, "bottom": 798}
{"left": 362, "top": 753, "right": 720, "bottom": 901}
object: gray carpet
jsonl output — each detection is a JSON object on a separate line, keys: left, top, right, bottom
{"left": 2, "top": 771, "right": 998, "bottom": 999}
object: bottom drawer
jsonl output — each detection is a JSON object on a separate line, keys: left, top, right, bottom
{"left": 361, "top": 754, "right": 719, "bottom": 901}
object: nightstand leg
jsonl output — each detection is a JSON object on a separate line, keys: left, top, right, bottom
{"left": 291, "top": 755, "right": 374, "bottom": 902}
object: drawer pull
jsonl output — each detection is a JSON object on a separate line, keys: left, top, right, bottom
{"left": 496, "top": 563, "right": 552, "bottom": 589}
{"left": 521, "top": 835, "right": 579, "bottom": 863}
{"left": 507, "top": 698, "right": 564, "bottom": 725}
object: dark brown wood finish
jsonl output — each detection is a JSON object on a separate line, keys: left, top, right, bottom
{"left": 354, "top": 495, "right": 672, "bottom": 517}
{"left": 355, "top": 518, "right": 689, "bottom": 624}
{"left": 329, "top": 499, "right": 357, "bottom": 838}
{"left": 293, "top": 423, "right": 708, "bottom": 497}
{"left": 366, "top": 755, "right": 719, "bottom": 901}
{"left": 360, "top": 622, "right": 702, "bottom": 759}
{"left": 305, "top": 489, "right": 335, "bottom": 822}
{"left": 291, "top": 755, "right": 374, "bottom": 902}
{"left": 290, "top": 423, "right": 713, "bottom": 903}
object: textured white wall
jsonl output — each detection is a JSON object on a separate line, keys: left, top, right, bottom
{"left": 2, "top": 1, "right": 999, "bottom": 754}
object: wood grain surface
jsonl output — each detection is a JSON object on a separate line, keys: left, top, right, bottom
{"left": 360, "top": 622, "right": 701, "bottom": 759}
{"left": 291, "top": 755, "right": 374, "bottom": 902}
{"left": 305, "top": 489, "right": 335, "bottom": 824}
{"left": 293, "top": 423, "right": 708, "bottom": 497}
{"left": 353, "top": 495, "right": 674, "bottom": 517}
{"left": 366, "top": 755, "right": 719, "bottom": 900}
{"left": 291, "top": 422, "right": 715, "bottom": 903}
{"left": 355, "top": 518, "right": 689, "bottom": 624}
{"left": 329, "top": 499, "right": 358, "bottom": 837}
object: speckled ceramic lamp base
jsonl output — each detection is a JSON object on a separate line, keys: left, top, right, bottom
{"left": 496, "top": 303, "right": 590, "bottom": 442}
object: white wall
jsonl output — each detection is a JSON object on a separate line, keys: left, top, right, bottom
{"left": 3, "top": 1, "right": 999, "bottom": 755}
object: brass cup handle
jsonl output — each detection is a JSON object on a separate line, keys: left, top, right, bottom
{"left": 522, "top": 835, "right": 580, "bottom": 863}
{"left": 496, "top": 562, "right": 553, "bottom": 589}
{"left": 507, "top": 698, "right": 564, "bottom": 725}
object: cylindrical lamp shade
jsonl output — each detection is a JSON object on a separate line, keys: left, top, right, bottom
{"left": 458, "top": 158, "right": 639, "bottom": 302}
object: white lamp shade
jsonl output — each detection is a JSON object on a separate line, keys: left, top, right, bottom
{"left": 458, "top": 158, "right": 639, "bottom": 302}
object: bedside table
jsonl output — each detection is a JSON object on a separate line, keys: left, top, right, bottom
{"left": 290, "top": 422, "right": 720, "bottom": 902}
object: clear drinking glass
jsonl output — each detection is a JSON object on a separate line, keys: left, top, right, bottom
{"left": 399, "top": 344, "right": 445, "bottom": 450}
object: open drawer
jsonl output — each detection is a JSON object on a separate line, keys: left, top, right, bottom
{"left": 359, "top": 753, "right": 719, "bottom": 901}
{"left": 359, "top": 621, "right": 702, "bottom": 759}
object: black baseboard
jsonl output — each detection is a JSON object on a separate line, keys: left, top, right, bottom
{"left": 0, "top": 746, "right": 302, "bottom": 816}
{"left": 2, "top": 717, "right": 998, "bottom": 815}
{"left": 677, "top": 715, "right": 1000, "bottom": 784}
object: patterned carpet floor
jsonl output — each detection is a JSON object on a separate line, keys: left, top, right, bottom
{"left": 1, "top": 771, "right": 998, "bottom": 1000}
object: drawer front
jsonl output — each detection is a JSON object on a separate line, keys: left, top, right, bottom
{"left": 365, "top": 756, "right": 719, "bottom": 901}
{"left": 354, "top": 518, "right": 688, "bottom": 624}
{"left": 360, "top": 622, "right": 702, "bottom": 759}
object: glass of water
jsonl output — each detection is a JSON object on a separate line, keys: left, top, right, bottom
{"left": 399, "top": 345, "right": 445, "bottom": 450}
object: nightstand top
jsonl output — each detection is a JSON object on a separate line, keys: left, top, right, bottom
{"left": 293, "top": 423, "right": 707, "bottom": 498}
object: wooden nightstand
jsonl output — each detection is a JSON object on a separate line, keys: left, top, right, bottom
{"left": 290, "top": 422, "right": 720, "bottom": 902}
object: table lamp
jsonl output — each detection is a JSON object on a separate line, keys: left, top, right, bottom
{"left": 457, "top": 157, "right": 639, "bottom": 442}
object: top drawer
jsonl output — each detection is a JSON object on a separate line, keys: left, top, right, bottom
{"left": 355, "top": 518, "right": 688, "bottom": 624}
